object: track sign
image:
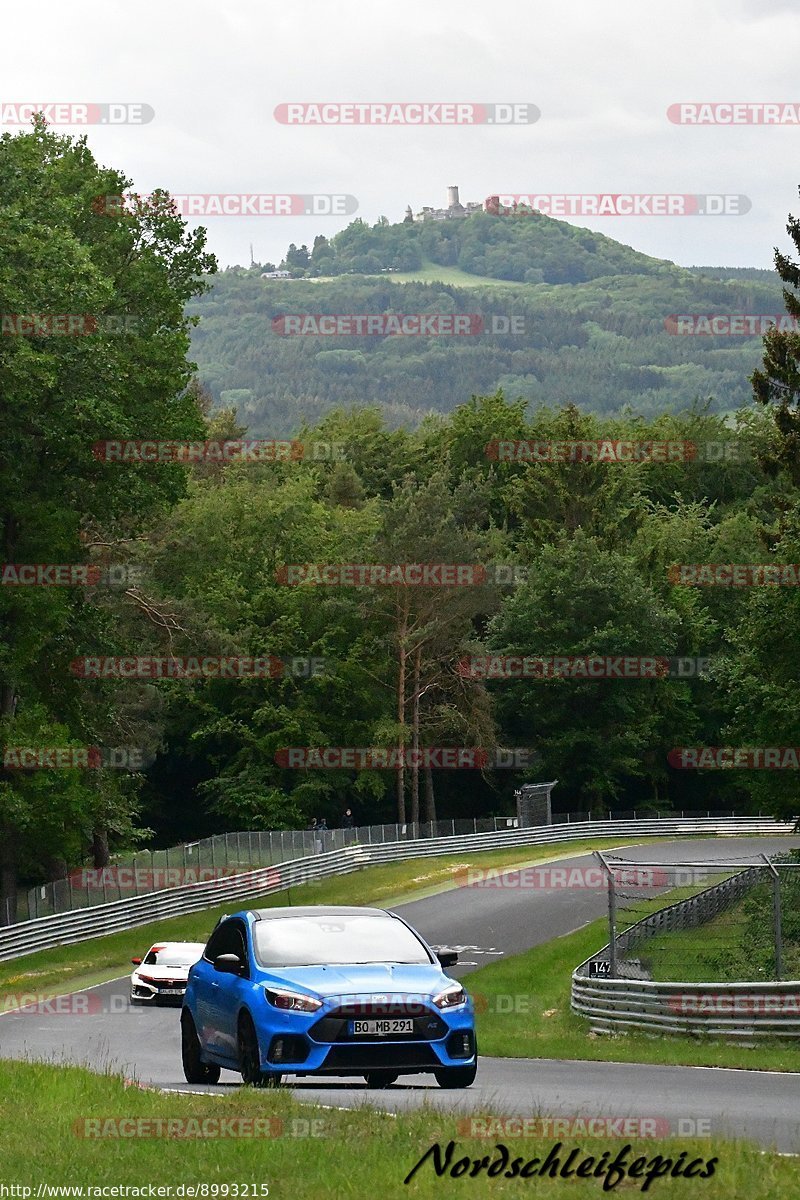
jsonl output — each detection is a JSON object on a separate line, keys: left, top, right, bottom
{"left": 588, "top": 960, "right": 611, "bottom": 977}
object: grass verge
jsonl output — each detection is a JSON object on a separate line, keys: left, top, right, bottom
{"left": 0, "top": 1060, "right": 795, "bottom": 1198}
{"left": 470, "top": 917, "right": 800, "bottom": 1071}
{"left": 0, "top": 838, "right": 652, "bottom": 1007}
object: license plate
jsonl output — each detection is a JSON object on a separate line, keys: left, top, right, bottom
{"left": 350, "top": 1019, "right": 414, "bottom": 1036}
{"left": 160, "top": 988, "right": 183, "bottom": 995}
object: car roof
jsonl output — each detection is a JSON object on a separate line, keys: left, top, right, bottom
{"left": 245, "top": 905, "right": 394, "bottom": 921}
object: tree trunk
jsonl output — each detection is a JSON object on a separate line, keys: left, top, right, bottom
{"left": 0, "top": 827, "right": 19, "bottom": 925}
{"left": 44, "top": 855, "right": 68, "bottom": 882}
{"left": 92, "top": 828, "right": 110, "bottom": 870}
{"left": 410, "top": 645, "right": 421, "bottom": 827}
{"left": 424, "top": 764, "right": 436, "bottom": 826}
{"left": 0, "top": 517, "right": 20, "bottom": 924}
{"left": 395, "top": 597, "right": 409, "bottom": 824}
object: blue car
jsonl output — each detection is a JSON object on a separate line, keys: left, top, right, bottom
{"left": 181, "top": 905, "right": 477, "bottom": 1089}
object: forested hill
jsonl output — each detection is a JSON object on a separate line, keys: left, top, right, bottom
{"left": 188, "top": 212, "right": 784, "bottom": 436}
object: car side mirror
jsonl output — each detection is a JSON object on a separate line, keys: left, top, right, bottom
{"left": 437, "top": 949, "right": 459, "bottom": 968}
{"left": 214, "top": 953, "right": 244, "bottom": 975}
{"left": 130, "top": 957, "right": 142, "bottom": 966}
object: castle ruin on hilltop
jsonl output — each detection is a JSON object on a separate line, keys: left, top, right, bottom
{"left": 404, "top": 185, "right": 485, "bottom": 223}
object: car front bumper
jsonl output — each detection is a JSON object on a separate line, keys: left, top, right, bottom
{"left": 253, "top": 1000, "right": 476, "bottom": 1075}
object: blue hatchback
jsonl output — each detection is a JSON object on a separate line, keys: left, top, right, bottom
{"left": 181, "top": 905, "right": 477, "bottom": 1089}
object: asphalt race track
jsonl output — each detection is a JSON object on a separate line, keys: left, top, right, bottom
{"left": 2, "top": 836, "right": 800, "bottom": 1151}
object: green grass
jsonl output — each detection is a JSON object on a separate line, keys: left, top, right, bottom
{"left": 470, "top": 917, "right": 800, "bottom": 1071}
{"left": 0, "top": 1060, "right": 796, "bottom": 1198}
{"left": 646, "top": 906, "right": 752, "bottom": 983}
{"left": 310, "top": 263, "right": 527, "bottom": 288}
{"left": 0, "top": 838, "right": 652, "bottom": 1008}
{"left": 644, "top": 875, "right": 800, "bottom": 984}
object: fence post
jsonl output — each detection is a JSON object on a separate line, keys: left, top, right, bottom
{"left": 596, "top": 851, "right": 617, "bottom": 978}
{"left": 762, "top": 855, "right": 783, "bottom": 981}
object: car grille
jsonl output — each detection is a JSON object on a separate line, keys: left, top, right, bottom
{"left": 139, "top": 978, "right": 185, "bottom": 992}
{"left": 320, "top": 1044, "right": 440, "bottom": 1072}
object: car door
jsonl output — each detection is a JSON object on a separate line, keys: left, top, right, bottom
{"left": 194, "top": 922, "right": 236, "bottom": 1057}
{"left": 201, "top": 916, "right": 248, "bottom": 1060}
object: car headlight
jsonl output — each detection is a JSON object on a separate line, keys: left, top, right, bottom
{"left": 265, "top": 987, "right": 322, "bottom": 1013}
{"left": 432, "top": 983, "right": 467, "bottom": 1010}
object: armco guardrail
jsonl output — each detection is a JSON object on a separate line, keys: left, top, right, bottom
{"left": 0, "top": 816, "right": 793, "bottom": 963}
{"left": 572, "top": 858, "right": 800, "bottom": 1038}
{"left": 571, "top": 974, "right": 800, "bottom": 1039}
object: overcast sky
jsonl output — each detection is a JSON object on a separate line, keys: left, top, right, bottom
{"left": 3, "top": 0, "right": 798, "bottom": 271}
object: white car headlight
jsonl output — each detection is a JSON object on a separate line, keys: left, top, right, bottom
{"left": 432, "top": 983, "right": 467, "bottom": 1010}
{"left": 265, "top": 987, "right": 322, "bottom": 1013}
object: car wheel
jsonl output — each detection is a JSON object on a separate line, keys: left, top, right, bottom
{"left": 363, "top": 1071, "right": 398, "bottom": 1089}
{"left": 434, "top": 1062, "right": 477, "bottom": 1089}
{"left": 238, "top": 1013, "right": 282, "bottom": 1088}
{"left": 181, "top": 1011, "right": 221, "bottom": 1084}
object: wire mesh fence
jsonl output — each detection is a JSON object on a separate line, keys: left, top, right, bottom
{"left": 13, "top": 815, "right": 524, "bottom": 923}
{"left": 3, "top": 807, "right": 746, "bottom": 926}
{"left": 588, "top": 850, "right": 800, "bottom": 983}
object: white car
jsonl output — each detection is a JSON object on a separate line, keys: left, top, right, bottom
{"left": 129, "top": 941, "right": 206, "bottom": 1006}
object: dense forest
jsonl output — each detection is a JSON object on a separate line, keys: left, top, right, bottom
{"left": 189, "top": 214, "right": 785, "bottom": 433}
{"left": 3, "top": 123, "right": 800, "bottom": 913}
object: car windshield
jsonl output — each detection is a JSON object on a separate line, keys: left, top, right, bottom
{"left": 143, "top": 945, "right": 204, "bottom": 968}
{"left": 253, "top": 914, "right": 431, "bottom": 967}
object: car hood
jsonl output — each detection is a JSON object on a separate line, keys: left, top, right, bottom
{"left": 132, "top": 965, "right": 193, "bottom": 979}
{"left": 258, "top": 962, "right": 457, "bottom": 1001}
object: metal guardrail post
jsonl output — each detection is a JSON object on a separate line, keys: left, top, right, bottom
{"left": 595, "top": 851, "right": 617, "bottom": 977}
{"left": 762, "top": 854, "right": 783, "bottom": 981}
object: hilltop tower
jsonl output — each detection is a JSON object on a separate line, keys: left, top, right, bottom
{"left": 447, "top": 185, "right": 460, "bottom": 209}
